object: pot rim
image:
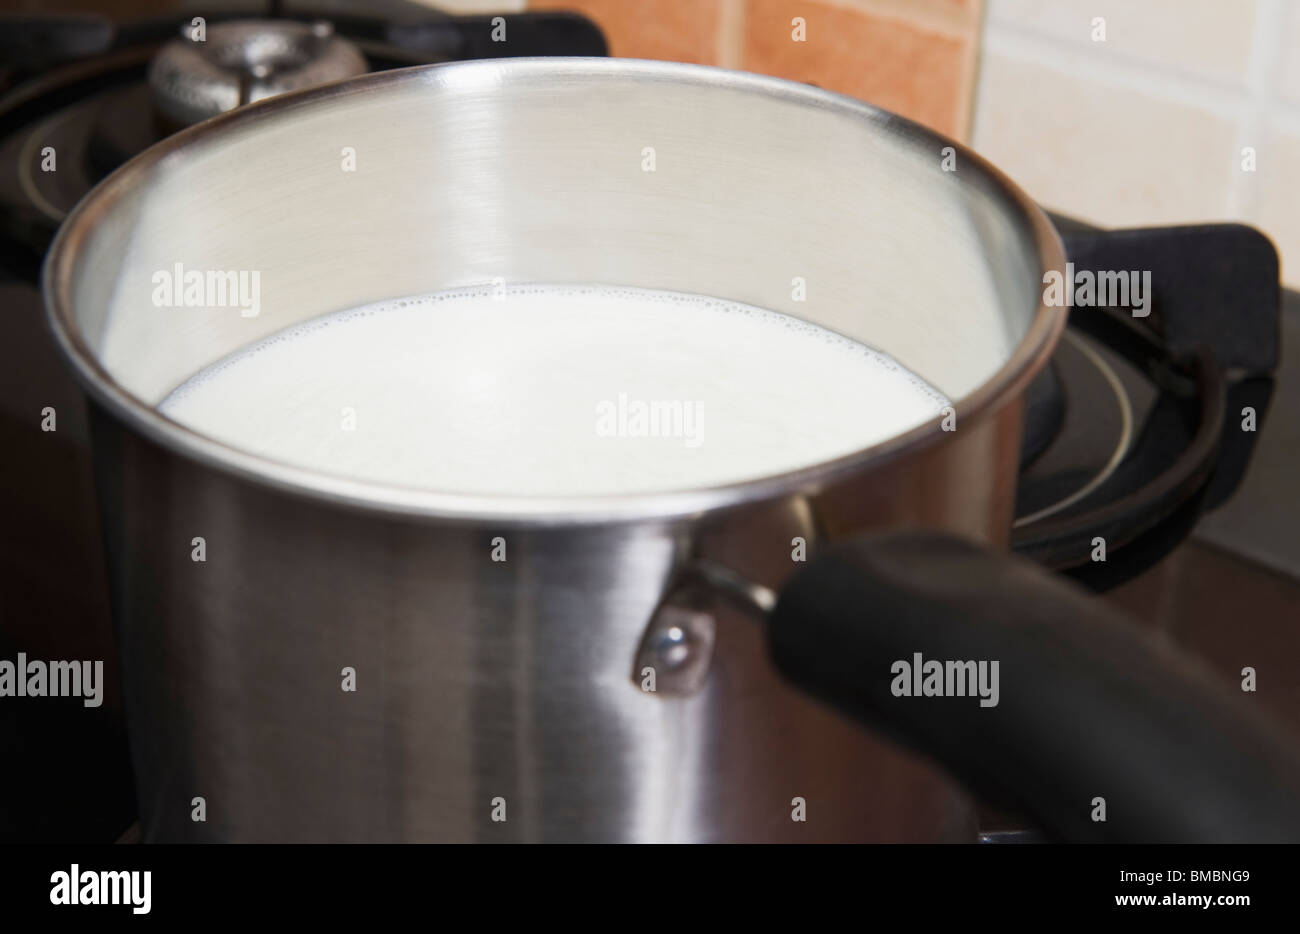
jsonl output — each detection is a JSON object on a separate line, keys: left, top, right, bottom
{"left": 42, "top": 56, "right": 1067, "bottom": 527}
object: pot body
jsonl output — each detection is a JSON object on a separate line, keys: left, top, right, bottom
{"left": 89, "top": 390, "right": 1023, "bottom": 841}
{"left": 46, "top": 59, "right": 1064, "bottom": 841}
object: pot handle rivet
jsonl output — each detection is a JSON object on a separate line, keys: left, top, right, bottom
{"left": 632, "top": 581, "right": 717, "bottom": 698}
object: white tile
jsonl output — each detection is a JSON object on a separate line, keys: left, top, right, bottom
{"left": 1238, "top": 118, "right": 1300, "bottom": 285}
{"left": 1278, "top": 3, "right": 1300, "bottom": 105}
{"left": 987, "top": 0, "right": 1259, "bottom": 83}
{"left": 972, "top": 44, "right": 1238, "bottom": 227}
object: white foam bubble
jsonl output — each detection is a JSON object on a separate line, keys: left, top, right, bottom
{"left": 159, "top": 284, "right": 949, "bottom": 496}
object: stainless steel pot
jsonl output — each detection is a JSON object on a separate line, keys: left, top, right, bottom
{"left": 43, "top": 58, "right": 1300, "bottom": 842}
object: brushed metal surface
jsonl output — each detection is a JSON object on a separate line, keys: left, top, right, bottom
{"left": 91, "top": 400, "right": 1014, "bottom": 842}
{"left": 46, "top": 59, "right": 1065, "bottom": 841}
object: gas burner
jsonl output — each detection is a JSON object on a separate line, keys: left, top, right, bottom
{"left": 1016, "top": 328, "right": 1131, "bottom": 522}
{"left": 148, "top": 20, "right": 368, "bottom": 129}
{"left": 1011, "top": 221, "right": 1279, "bottom": 588}
{"left": 0, "top": 10, "right": 606, "bottom": 279}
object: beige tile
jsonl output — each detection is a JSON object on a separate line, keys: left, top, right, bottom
{"left": 987, "top": 0, "right": 1259, "bottom": 83}
{"left": 1279, "top": 3, "right": 1300, "bottom": 106}
{"left": 972, "top": 45, "right": 1237, "bottom": 226}
{"left": 743, "top": 0, "right": 975, "bottom": 137}
{"left": 1239, "top": 119, "right": 1300, "bottom": 285}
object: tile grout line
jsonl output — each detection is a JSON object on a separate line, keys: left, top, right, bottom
{"left": 955, "top": 0, "right": 987, "bottom": 141}
{"left": 981, "top": 25, "right": 1264, "bottom": 119}
{"left": 717, "top": 0, "right": 746, "bottom": 68}
{"left": 968, "top": 0, "right": 991, "bottom": 144}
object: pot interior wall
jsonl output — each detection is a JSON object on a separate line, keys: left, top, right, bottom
{"left": 66, "top": 60, "right": 1042, "bottom": 409}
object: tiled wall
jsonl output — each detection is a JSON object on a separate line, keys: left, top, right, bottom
{"left": 439, "top": 0, "right": 1298, "bottom": 285}
{"left": 974, "top": 0, "right": 1300, "bottom": 284}
{"left": 524, "top": 0, "right": 984, "bottom": 138}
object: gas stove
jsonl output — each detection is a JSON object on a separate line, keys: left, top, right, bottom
{"left": 0, "top": 2, "right": 608, "bottom": 843}
{"left": 2, "top": 5, "right": 1298, "bottom": 845}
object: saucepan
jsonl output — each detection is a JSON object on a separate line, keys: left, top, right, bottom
{"left": 42, "top": 58, "right": 1300, "bottom": 842}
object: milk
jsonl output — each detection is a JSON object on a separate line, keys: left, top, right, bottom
{"left": 159, "top": 284, "right": 949, "bottom": 496}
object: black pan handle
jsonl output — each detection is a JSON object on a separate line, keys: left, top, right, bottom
{"left": 768, "top": 529, "right": 1300, "bottom": 842}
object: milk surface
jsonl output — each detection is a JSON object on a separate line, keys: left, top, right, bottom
{"left": 159, "top": 285, "right": 949, "bottom": 496}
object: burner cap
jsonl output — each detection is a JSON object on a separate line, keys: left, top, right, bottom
{"left": 147, "top": 20, "right": 367, "bottom": 127}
